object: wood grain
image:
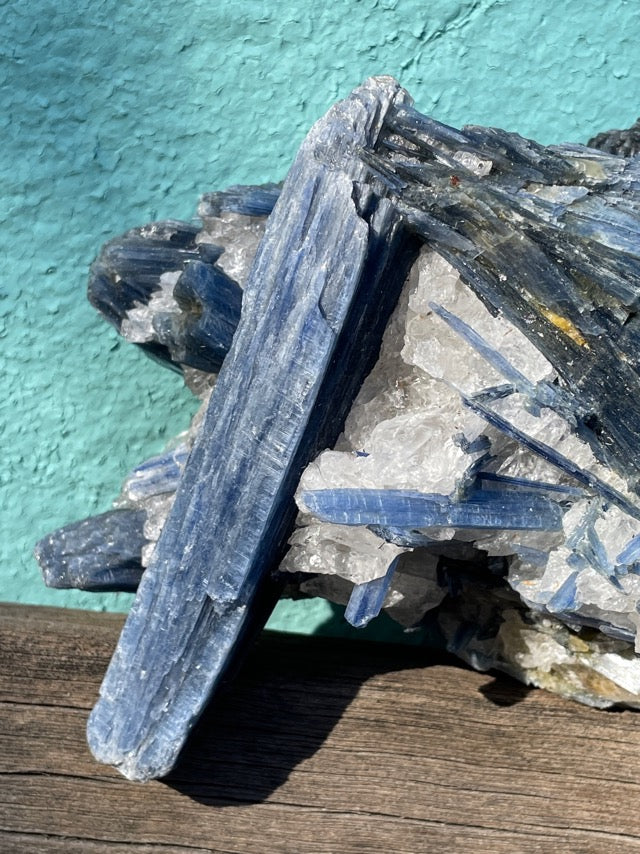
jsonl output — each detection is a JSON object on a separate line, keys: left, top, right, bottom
{"left": 2, "top": 602, "right": 640, "bottom": 853}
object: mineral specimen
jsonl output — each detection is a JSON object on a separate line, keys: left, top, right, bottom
{"left": 35, "top": 76, "right": 640, "bottom": 781}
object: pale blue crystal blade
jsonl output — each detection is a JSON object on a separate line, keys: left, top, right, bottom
{"left": 301, "top": 488, "right": 564, "bottom": 531}
{"left": 345, "top": 557, "right": 399, "bottom": 628}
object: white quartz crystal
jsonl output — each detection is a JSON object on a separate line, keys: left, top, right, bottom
{"left": 282, "top": 244, "right": 640, "bottom": 687}
{"left": 282, "top": 522, "right": 406, "bottom": 585}
{"left": 382, "top": 551, "right": 447, "bottom": 627}
{"left": 286, "top": 249, "right": 566, "bottom": 621}
{"left": 452, "top": 150, "right": 493, "bottom": 177}
{"left": 121, "top": 271, "right": 182, "bottom": 343}
{"left": 197, "top": 211, "right": 267, "bottom": 287}
{"left": 495, "top": 608, "right": 640, "bottom": 709}
{"left": 489, "top": 393, "right": 635, "bottom": 500}
{"left": 403, "top": 248, "right": 557, "bottom": 392}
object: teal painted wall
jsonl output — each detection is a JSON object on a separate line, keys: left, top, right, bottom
{"left": 2, "top": 0, "right": 640, "bottom": 633}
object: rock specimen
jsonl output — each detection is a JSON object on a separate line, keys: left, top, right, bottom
{"left": 35, "top": 77, "right": 640, "bottom": 780}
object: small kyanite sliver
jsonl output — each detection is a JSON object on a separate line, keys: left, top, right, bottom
{"left": 86, "top": 77, "right": 420, "bottom": 781}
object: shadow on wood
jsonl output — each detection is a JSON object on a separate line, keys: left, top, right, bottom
{"left": 3, "top": 603, "right": 640, "bottom": 852}
{"left": 477, "top": 674, "right": 535, "bottom": 708}
{"left": 166, "top": 634, "right": 465, "bottom": 806}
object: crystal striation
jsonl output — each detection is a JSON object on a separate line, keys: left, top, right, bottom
{"left": 86, "top": 77, "right": 420, "bottom": 781}
{"left": 35, "top": 509, "right": 147, "bottom": 593}
{"left": 35, "top": 79, "right": 640, "bottom": 779}
{"left": 89, "top": 219, "right": 242, "bottom": 374}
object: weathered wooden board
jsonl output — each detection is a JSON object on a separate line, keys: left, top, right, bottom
{"left": 2, "top": 603, "right": 640, "bottom": 852}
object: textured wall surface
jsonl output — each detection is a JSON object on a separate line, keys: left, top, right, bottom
{"left": 2, "top": 0, "right": 640, "bottom": 633}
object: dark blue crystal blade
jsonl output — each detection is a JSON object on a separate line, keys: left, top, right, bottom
{"left": 546, "top": 571, "right": 579, "bottom": 614}
{"left": 88, "top": 220, "right": 201, "bottom": 333}
{"left": 428, "top": 301, "right": 536, "bottom": 396}
{"left": 375, "top": 104, "right": 640, "bottom": 494}
{"left": 475, "top": 472, "right": 585, "bottom": 497}
{"left": 88, "top": 220, "right": 242, "bottom": 374}
{"left": 198, "top": 183, "right": 281, "bottom": 218}
{"left": 34, "top": 510, "right": 147, "bottom": 593}
{"left": 464, "top": 394, "right": 640, "bottom": 519}
{"left": 168, "top": 260, "right": 242, "bottom": 373}
{"left": 616, "top": 534, "right": 640, "bottom": 566}
{"left": 125, "top": 446, "right": 188, "bottom": 501}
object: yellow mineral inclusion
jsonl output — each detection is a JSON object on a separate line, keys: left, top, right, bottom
{"left": 567, "top": 634, "right": 590, "bottom": 654}
{"left": 538, "top": 306, "right": 590, "bottom": 349}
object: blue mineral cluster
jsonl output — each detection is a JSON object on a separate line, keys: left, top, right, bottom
{"left": 34, "top": 78, "right": 640, "bottom": 780}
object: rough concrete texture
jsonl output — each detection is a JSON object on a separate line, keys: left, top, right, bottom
{"left": 2, "top": 0, "right": 640, "bottom": 633}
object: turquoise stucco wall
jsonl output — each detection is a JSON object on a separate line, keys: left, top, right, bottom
{"left": 2, "top": 0, "right": 640, "bottom": 633}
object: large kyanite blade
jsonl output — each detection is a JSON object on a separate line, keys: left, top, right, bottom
{"left": 87, "top": 77, "right": 420, "bottom": 781}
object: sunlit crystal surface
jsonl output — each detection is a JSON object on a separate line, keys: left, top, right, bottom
{"left": 34, "top": 80, "right": 640, "bottom": 782}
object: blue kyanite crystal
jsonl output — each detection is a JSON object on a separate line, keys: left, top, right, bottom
{"left": 300, "top": 487, "right": 565, "bottom": 530}
{"left": 36, "top": 78, "right": 640, "bottom": 774}
{"left": 35, "top": 510, "right": 147, "bottom": 593}
{"left": 123, "top": 445, "right": 189, "bottom": 503}
{"left": 86, "top": 77, "right": 420, "bottom": 781}
{"left": 197, "top": 182, "right": 281, "bottom": 219}
{"left": 88, "top": 219, "right": 242, "bottom": 374}
{"left": 345, "top": 557, "right": 400, "bottom": 628}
